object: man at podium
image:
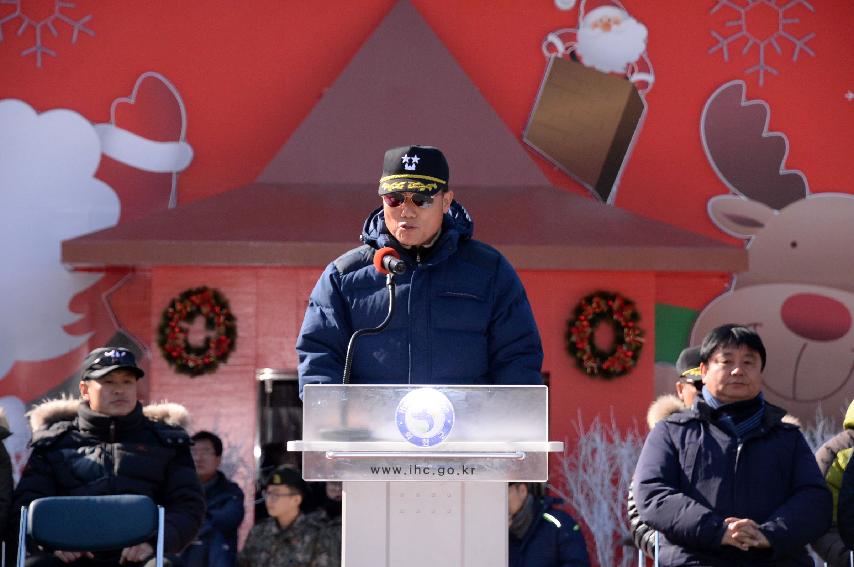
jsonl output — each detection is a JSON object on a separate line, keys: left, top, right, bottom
{"left": 296, "top": 145, "right": 543, "bottom": 391}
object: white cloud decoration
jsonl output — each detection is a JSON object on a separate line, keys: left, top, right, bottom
{"left": 0, "top": 99, "right": 119, "bottom": 378}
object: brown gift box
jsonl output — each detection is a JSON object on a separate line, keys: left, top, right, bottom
{"left": 524, "top": 56, "right": 646, "bottom": 202}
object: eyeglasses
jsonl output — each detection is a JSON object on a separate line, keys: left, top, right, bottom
{"left": 263, "top": 490, "right": 300, "bottom": 501}
{"left": 190, "top": 447, "right": 217, "bottom": 457}
{"left": 382, "top": 192, "right": 436, "bottom": 209}
{"left": 89, "top": 349, "right": 135, "bottom": 370}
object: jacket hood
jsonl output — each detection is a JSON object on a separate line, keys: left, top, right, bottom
{"left": 360, "top": 200, "right": 474, "bottom": 250}
{"left": 0, "top": 407, "right": 9, "bottom": 439}
{"left": 28, "top": 397, "right": 191, "bottom": 431}
{"left": 143, "top": 402, "right": 192, "bottom": 429}
{"left": 668, "top": 399, "right": 800, "bottom": 431}
{"left": 781, "top": 413, "right": 802, "bottom": 428}
{"left": 646, "top": 394, "right": 687, "bottom": 430}
{"left": 845, "top": 399, "right": 854, "bottom": 429}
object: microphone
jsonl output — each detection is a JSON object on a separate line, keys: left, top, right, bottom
{"left": 373, "top": 247, "right": 407, "bottom": 275}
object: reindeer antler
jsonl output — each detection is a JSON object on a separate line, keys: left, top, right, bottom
{"left": 700, "top": 81, "right": 808, "bottom": 209}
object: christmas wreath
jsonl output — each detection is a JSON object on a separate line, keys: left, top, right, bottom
{"left": 565, "top": 291, "right": 644, "bottom": 379}
{"left": 157, "top": 286, "right": 237, "bottom": 376}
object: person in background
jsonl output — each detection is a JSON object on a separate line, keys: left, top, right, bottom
{"left": 317, "top": 482, "right": 342, "bottom": 564}
{"left": 627, "top": 345, "right": 703, "bottom": 559}
{"left": 238, "top": 466, "right": 337, "bottom": 567}
{"left": 508, "top": 482, "right": 590, "bottom": 567}
{"left": 176, "top": 431, "right": 245, "bottom": 567}
{"left": 673, "top": 345, "right": 704, "bottom": 408}
{"left": 633, "top": 325, "right": 831, "bottom": 566}
{"left": 0, "top": 406, "right": 13, "bottom": 537}
{"left": 12, "top": 347, "right": 204, "bottom": 566}
{"left": 826, "top": 402, "right": 854, "bottom": 564}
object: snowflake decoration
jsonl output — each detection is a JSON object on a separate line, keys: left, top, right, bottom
{"left": 0, "top": 0, "right": 94, "bottom": 67}
{"left": 709, "top": 0, "right": 815, "bottom": 86}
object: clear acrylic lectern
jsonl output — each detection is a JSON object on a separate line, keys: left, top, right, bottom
{"left": 287, "top": 384, "right": 563, "bottom": 567}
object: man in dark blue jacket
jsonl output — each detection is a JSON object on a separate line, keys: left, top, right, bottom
{"left": 508, "top": 483, "right": 589, "bottom": 567}
{"left": 296, "top": 145, "right": 543, "bottom": 391}
{"left": 632, "top": 325, "right": 831, "bottom": 566}
{"left": 176, "top": 431, "right": 245, "bottom": 567}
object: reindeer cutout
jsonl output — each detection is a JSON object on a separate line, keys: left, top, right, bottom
{"left": 691, "top": 80, "right": 854, "bottom": 421}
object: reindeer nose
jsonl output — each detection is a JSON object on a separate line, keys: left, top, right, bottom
{"left": 781, "top": 293, "right": 851, "bottom": 342}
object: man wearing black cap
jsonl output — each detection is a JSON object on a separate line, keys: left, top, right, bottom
{"left": 674, "top": 345, "right": 703, "bottom": 408}
{"left": 296, "top": 145, "right": 543, "bottom": 390}
{"left": 12, "top": 347, "right": 205, "bottom": 566}
{"left": 628, "top": 345, "right": 703, "bottom": 558}
{"left": 238, "top": 466, "right": 337, "bottom": 567}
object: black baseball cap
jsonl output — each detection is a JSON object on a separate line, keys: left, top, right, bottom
{"left": 265, "top": 465, "right": 305, "bottom": 493}
{"left": 81, "top": 347, "right": 145, "bottom": 381}
{"left": 675, "top": 346, "right": 702, "bottom": 384}
{"left": 378, "top": 145, "right": 449, "bottom": 196}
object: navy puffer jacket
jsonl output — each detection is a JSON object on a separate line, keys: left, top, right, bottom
{"left": 633, "top": 400, "right": 831, "bottom": 566}
{"left": 177, "top": 471, "right": 245, "bottom": 567}
{"left": 509, "top": 497, "right": 590, "bottom": 567}
{"left": 297, "top": 201, "right": 543, "bottom": 390}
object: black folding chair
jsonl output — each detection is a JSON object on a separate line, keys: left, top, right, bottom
{"left": 17, "top": 495, "right": 164, "bottom": 567}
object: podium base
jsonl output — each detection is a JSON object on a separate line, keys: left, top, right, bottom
{"left": 342, "top": 481, "right": 508, "bottom": 567}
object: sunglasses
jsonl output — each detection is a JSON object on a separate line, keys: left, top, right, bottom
{"left": 382, "top": 192, "right": 436, "bottom": 209}
{"left": 678, "top": 378, "right": 704, "bottom": 392}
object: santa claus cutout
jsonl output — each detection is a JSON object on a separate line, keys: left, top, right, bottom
{"left": 544, "top": 0, "right": 654, "bottom": 93}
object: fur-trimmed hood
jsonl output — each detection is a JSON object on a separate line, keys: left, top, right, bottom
{"left": 28, "top": 397, "right": 191, "bottom": 432}
{"left": 646, "top": 393, "right": 802, "bottom": 431}
{"left": 647, "top": 394, "right": 687, "bottom": 430}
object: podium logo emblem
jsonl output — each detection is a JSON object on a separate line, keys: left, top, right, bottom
{"left": 395, "top": 388, "right": 454, "bottom": 447}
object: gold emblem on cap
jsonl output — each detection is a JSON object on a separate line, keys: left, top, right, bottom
{"left": 380, "top": 180, "right": 439, "bottom": 192}
{"left": 379, "top": 174, "right": 446, "bottom": 185}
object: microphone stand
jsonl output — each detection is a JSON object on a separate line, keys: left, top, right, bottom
{"left": 343, "top": 273, "right": 396, "bottom": 384}
{"left": 328, "top": 273, "right": 397, "bottom": 440}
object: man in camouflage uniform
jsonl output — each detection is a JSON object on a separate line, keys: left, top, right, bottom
{"left": 238, "top": 466, "right": 338, "bottom": 567}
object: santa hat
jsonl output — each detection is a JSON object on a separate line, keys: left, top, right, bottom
{"left": 581, "top": 0, "right": 628, "bottom": 27}
{"left": 94, "top": 73, "right": 193, "bottom": 176}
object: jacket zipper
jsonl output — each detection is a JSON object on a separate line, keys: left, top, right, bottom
{"left": 407, "top": 263, "right": 416, "bottom": 384}
{"left": 109, "top": 421, "right": 118, "bottom": 490}
{"left": 733, "top": 441, "right": 743, "bottom": 509}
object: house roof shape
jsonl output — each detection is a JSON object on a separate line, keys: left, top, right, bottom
{"left": 62, "top": 0, "right": 745, "bottom": 273}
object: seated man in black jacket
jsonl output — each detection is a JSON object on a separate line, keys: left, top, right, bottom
{"left": 13, "top": 347, "right": 205, "bottom": 566}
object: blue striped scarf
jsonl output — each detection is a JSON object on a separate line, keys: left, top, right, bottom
{"left": 702, "top": 388, "right": 765, "bottom": 439}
